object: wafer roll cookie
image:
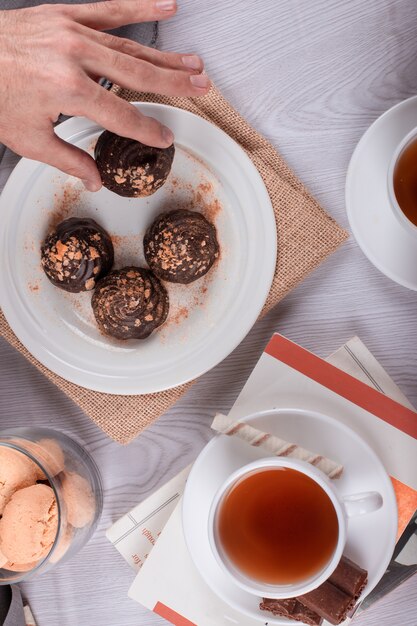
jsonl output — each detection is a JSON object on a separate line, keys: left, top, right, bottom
{"left": 211, "top": 414, "right": 343, "bottom": 479}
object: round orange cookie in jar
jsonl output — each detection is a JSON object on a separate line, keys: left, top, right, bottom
{"left": 0, "top": 428, "right": 102, "bottom": 584}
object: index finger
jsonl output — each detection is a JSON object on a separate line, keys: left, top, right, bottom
{"left": 65, "top": 0, "right": 177, "bottom": 30}
{"left": 80, "top": 82, "right": 174, "bottom": 148}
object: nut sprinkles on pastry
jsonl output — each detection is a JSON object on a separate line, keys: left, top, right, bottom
{"left": 94, "top": 130, "right": 175, "bottom": 197}
{"left": 91, "top": 267, "right": 169, "bottom": 340}
{"left": 41, "top": 217, "right": 114, "bottom": 293}
{"left": 144, "top": 209, "right": 220, "bottom": 284}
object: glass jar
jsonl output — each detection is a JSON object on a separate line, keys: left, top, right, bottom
{"left": 0, "top": 427, "right": 102, "bottom": 583}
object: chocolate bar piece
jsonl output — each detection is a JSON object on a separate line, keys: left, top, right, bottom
{"left": 260, "top": 598, "right": 323, "bottom": 625}
{"left": 299, "top": 581, "right": 355, "bottom": 625}
{"left": 259, "top": 556, "right": 368, "bottom": 626}
{"left": 328, "top": 555, "right": 368, "bottom": 599}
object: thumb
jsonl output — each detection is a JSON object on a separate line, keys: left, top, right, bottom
{"left": 36, "top": 133, "right": 102, "bottom": 191}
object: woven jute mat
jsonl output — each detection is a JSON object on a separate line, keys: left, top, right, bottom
{"left": 0, "top": 85, "right": 347, "bottom": 444}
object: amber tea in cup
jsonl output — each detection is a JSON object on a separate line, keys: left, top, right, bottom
{"left": 216, "top": 467, "right": 339, "bottom": 585}
{"left": 393, "top": 135, "right": 417, "bottom": 228}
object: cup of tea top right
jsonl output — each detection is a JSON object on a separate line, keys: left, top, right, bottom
{"left": 387, "top": 126, "right": 417, "bottom": 235}
{"left": 346, "top": 95, "right": 417, "bottom": 290}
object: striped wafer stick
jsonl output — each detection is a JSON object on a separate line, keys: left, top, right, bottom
{"left": 211, "top": 413, "right": 343, "bottom": 479}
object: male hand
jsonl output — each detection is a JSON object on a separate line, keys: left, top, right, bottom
{"left": 0, "top": 1, "right": 209, "bottom": 190}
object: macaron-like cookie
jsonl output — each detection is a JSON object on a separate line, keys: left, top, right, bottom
{"left": 33, "top": 439, "right": 66, "bottom": 480}
{"left": 61, "top": 472, "right": 95, "bottom": 528}
{"left": 49, "top": 526, "right": 73, "bottom": 564}
{"left": 0, "top": 484, "right": 58, "bottom": 563}
{"left": 0, "top": 447, "right": 38, "bottom": 515}
{"left": 11, "top": 438, "right": 66, "bottom": 481}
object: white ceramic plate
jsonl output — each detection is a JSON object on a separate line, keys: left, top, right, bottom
{"left": 182, "top": 408, "right": 397, "bottom": 625}
{"left": 0, "top": 103, "right": 276, "bottom": 394}
{"left": 346, "top": 96, "right": 417, "bottom": 290}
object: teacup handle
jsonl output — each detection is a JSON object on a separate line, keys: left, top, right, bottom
{"left": 343, "top": 491, "right": 383, "bottom": 517}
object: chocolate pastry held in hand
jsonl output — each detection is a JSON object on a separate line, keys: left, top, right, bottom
{"left": 144, "top": 209, "right": 219, "bottom": 284}
{"left": 260, "top": 556, "right": 368, "bottom": 626}
{"left": 41, "top": 217, "right": 114, "bottom": 292}
{"left": 94, "top": 131, "right": 175, "bottom": 197}
{"left": 91, "top": 267, "right": 169, "bottom": 340}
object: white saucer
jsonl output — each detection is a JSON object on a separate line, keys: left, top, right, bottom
{"left": 182, "top": 408, "right": 397, "bottom": 625}
{"left": 346, "top": 96, "right": 417, "bottom": 290}
{"left": 0, "top": 103, "right": 276, "bottom": 394}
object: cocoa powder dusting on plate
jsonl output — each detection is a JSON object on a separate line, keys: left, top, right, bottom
{"left": 48, "top": 183, "right": 84, "bottom": 230}
{"left": 170, "top": 306, "right": 189, "bottom": 325}
{"left": 201, "top": 197, "right": 222, "bottom": 223}
{"left": 164, "top": 174, "right": 223, "bottom": 225}
{"left": 109, "top": 233, "right": 144, "bottom": 267}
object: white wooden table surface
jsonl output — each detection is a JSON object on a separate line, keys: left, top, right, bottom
{"left": 1, "top": 0, "right": 417, "bottom": 624}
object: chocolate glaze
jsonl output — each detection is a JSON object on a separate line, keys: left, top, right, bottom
{"left": 144, "top": 209, "right": 219, "bottom": 284}
{"left": 41, "top": 217, "right": 114, "bottom": 293}
{"left": 94, "top": 131, "right": 175, "bottom": 197}
{"left": 91, "top": 267, "right": 169, "bottom": 340}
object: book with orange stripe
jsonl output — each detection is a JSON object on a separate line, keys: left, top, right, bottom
{"left": 126, "top": 334, "right": 417, "bottom": 626}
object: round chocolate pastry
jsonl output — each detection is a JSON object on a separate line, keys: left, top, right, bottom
{"left": 144, "top": 209, "right": 220, "bottom": 284}
{"left": 41, "top": 217, "right": 114, "bottom": 293}
{"left": 91, "top": 267, "right": 169, "bottom": 340}
{"left": 94, "top": 130, "right": 175, "bottom": 197}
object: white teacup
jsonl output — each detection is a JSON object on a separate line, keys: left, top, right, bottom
{"left": 208, "top": 457, "right": 383, "bottom": 599}
{"left": 387, "top": 127, "right": 417, "bottom": 236}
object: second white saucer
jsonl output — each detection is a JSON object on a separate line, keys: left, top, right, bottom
{"left": 182, "top": 408, "right": 397, "bottom": 625}
{"left": 346, "top": 95, "right": 417, "bottom": 290}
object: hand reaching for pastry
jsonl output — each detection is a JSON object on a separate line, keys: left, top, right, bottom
{"left": 0, "top": 0, "right": 209, "bottom": 190}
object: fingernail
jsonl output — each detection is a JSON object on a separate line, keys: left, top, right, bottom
{"left": 162, "top": 125, "right": 174, "bottom": 145}
{"left": 190, "top": 73, "right": 210, "bottom": 89}
{"left": 82, "top": 179, "right": 101, "bottom": 192}
{"left": 182, "top": 55, "right": 202, "bottom": 70}
{"left": 156, "top": 0, "right": 176, "bottom": 11}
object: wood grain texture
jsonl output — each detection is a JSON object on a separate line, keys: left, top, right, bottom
{"left": 1, "top": 0, "right": 417, "bottom": 624}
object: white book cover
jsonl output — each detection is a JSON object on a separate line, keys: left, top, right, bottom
{"left": 106, "top": 465, "right": 191, "bottom": 571}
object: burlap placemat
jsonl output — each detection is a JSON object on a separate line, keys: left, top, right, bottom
{"left": 0, "top": 85, "right": 347, "bottom": 444}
